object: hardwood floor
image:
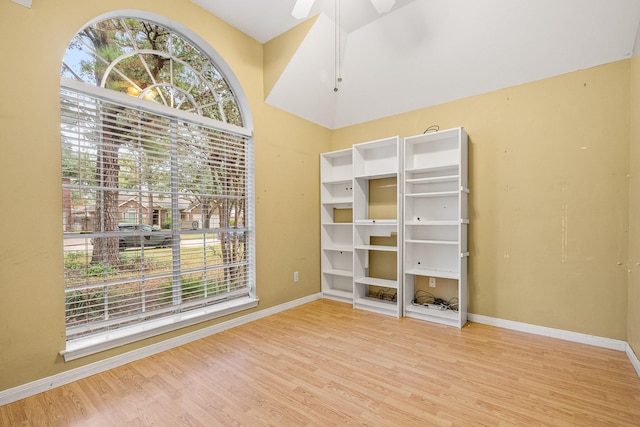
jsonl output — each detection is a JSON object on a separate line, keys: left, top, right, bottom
{"left": 2, "top": 299, "right": 640, "bottom": 426}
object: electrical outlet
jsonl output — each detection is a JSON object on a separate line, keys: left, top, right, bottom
{"left": 293, "top": 271, "right": 299, "bottom": 282}
{"left": 429, "top": 277, "right": 436, "bottom": 287}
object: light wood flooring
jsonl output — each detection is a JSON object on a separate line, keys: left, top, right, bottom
{"left": 1, "top": 299, "right": 640, "bottom": 426}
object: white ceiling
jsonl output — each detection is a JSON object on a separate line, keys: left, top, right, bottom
{"left": 193, "top": 0, "right": 640, "bottom": 130}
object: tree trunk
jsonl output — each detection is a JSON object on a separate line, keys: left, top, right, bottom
{"left": 202, "top": 199, "right": 211, "bottom": 229}
{"left": 91, "top": 137, "right": 121, "bottom": 266}
{"left": 148, "top": 192, "right": 154, "bottom": 226}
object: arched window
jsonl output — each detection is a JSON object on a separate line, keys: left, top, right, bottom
{"left": 60, "top": 15, "right": 256, "bottom": 360}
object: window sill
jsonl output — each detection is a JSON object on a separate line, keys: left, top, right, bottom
{"left": 60, "top": 297, "right": 259, "bottom": 362}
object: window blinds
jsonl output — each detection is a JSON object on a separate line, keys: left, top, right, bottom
{"left": 61, "top": 83, "right": 253, "bottom": 340}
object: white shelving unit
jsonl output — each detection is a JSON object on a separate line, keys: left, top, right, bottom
{"left": 352, "top": 137, "right": 402, "bottom": 317}
{"left": 402, "top": 127, "right": 469, "bottom": 327}
{"left": 320, "top": 148, "right": 354, "bottom": 303}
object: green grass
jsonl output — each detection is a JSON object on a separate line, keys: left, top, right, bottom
{"left": 64, "top": 242, "right": 227, "bottom": 286}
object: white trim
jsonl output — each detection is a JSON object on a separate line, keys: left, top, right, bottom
{"left": 627, "top": 343, "right": 640, "bottom": 377}
{"left": 61, "top": 78, "right": 251, "bottom": 138}
{"left": 467, "top": 313, "right": 627, "bottom": 351}
{"left": 468, "top": 313, "right": 640, "bottom": 379}
{"left": 62, "top": 297, "right": 260, "bottom": 362}
{"left": 0, "top": 293, "right": 322, "bottom": 406}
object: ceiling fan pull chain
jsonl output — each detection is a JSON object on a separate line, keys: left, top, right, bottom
{"left": 334, "top": 0, "right": 341, "bottom": 92}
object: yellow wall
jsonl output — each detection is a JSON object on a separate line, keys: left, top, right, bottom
{"left": 0, "top": 0, "right": 330, "bottom": 391}
{"left": 333, "top": 61, "right": 631, "bottom": 340}
{"left": 629, "top": 57, "right": 640, "bottom": 357}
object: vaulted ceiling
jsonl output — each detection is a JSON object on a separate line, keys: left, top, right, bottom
{"left": 193, "top": 0, "right": 640, "bottom": 130}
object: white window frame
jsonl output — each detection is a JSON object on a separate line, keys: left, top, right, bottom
{"left": 59, "top": 14, "right": 256, "bottom": 361}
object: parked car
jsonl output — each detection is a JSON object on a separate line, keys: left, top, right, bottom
{"left": 90, "top": 224, "right": 172, "bottom": 250}
{"left": 117, "top": 224, "right": 172, "bottom": 250}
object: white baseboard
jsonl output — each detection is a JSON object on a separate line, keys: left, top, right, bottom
{"left": 468, "top": 314, "right": 640, "bottom": 378}
{"left": 468, "top": 313, "right": 628, "bottom": 351}
{"left": 0, "top": 293, "right": 323, "bottom": 406}
{"left": 627, "top": 343, "right": 640, "bottom": 377}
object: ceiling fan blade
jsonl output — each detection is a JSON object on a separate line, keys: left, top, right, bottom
{"left": 292, "top": 0, "right": 315, "bottom": 19}
{"left": 370, "top": 0, "right": 396, "bottom": 14}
